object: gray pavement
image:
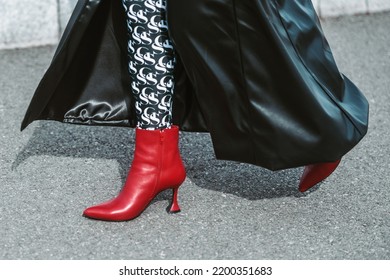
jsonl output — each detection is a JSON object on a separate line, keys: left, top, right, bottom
{"left": 0, "top": 12, "right": 389, "bottom": 260}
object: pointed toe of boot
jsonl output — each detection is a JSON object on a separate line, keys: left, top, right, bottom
{"left": 299, "top": 159, "right": 341, "bottom": 192}
{"left": 83, "top": 205, "right": 108, "bottom": 220}
{"left": 82, "top": 200, "right": 120, "bottom": 221}
{"left": 83, "top": 203, "right": 146, "bottom": 221}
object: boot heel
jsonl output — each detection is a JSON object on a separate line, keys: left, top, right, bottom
{"left": 167, "top": 187, "right": 181, "bottom": 213}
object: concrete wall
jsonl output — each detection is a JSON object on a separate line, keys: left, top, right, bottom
{"left": 1, "top": 0, "right": 389, "bottom": 49}
{"left": 0, "top": 0, "right": 77, "bottom": 49}
{"left": 312, "top": 0, "right": 390, "bottom": 17}
{"left": 1, "top": 0, "right": 58, "bottom": 49}
{"left": 59, "top": 0, "right": 78, "bottom": 34}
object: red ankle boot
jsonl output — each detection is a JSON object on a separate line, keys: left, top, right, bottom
{"left": 298, "top": 159, "right": 341, "bottom": 192}
{"left": 83, "top": 126, "right": 186, "bottom": 221}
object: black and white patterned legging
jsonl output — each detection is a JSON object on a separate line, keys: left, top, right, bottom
{"left": 122, "top": 0, "right": 175, "bottom": 130}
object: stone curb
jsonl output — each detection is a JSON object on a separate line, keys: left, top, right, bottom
{"left": 1, "top": 0, "right": 390, "bottom": 50}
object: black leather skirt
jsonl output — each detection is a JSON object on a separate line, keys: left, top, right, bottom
{"left": 21, "top": 0, "right": 369, "bottom": 170}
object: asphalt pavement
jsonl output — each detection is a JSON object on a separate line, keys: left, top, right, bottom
{"left": 0, "top": 12, "right": 389, "bottom": 260}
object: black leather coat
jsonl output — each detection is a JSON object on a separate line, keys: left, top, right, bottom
{"left": 21, "top": 0, "right": 369, "bottom": 170}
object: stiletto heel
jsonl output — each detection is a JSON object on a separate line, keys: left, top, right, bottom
{"left": 168, "top": 187, "right": 181, "bottom": 213}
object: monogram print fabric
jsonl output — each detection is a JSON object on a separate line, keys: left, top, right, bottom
{"left": 122, "top": 0, "right": 176, "bottom": 130}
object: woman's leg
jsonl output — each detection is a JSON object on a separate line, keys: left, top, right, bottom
{"left": 124, "top": 0, "right": 175, "bottom": 130}
{"left": 83, "top": 0, "right": 185, "bottom": 221}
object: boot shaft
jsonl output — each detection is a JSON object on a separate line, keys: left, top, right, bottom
{"left": 134, "top": 126, "right": 186, "bottom": 188}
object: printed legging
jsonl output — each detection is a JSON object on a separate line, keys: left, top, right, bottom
{"left": 122, "top": 0, "right": 175, "bottom": 130}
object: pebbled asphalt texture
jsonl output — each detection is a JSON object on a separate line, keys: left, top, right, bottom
{"left": 0, "top": 12, "right": 389, "bottom": 260}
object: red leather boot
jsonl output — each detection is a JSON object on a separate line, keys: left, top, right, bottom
{"left": 299, "top": 159, "right": 341, "bottom": 192}
{"left": 83, "top": 125, "right": 186, "bottom": 221}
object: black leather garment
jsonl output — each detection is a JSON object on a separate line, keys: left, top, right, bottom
{"left": 21, "top": 0, "right": 369, "bottom": 170}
